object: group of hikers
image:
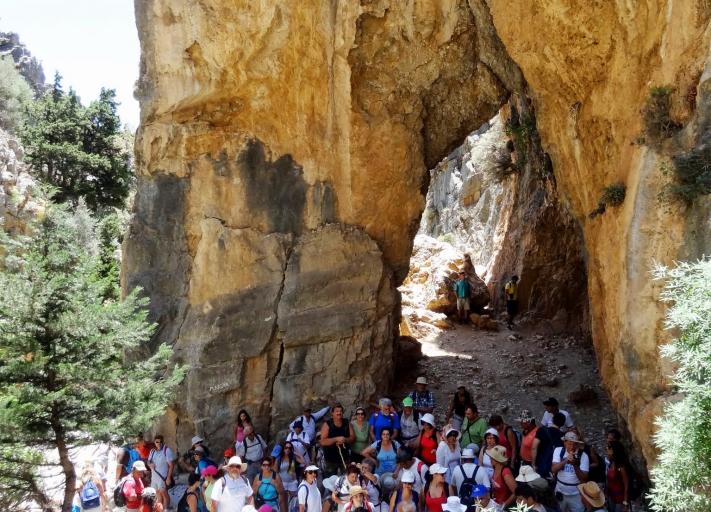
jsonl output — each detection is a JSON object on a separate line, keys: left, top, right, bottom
{"left": 452, "top": 254, "right": 519, "bottom": 330}
{"left": 74, "top": 378, "right": 635, "bottom": 512}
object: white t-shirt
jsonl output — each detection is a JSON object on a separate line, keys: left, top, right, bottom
{"left": 334, "top": 476, "right": 359, "bottom": 512}
{"left": 212, "top": 474, "right": 254, "bottom": 512}
{"left": 450, "top": 463, "right": 491, "bottom": 494}
{"left": 541, "top": 409, "right": 574, "bottom": 430}
{"left": 290, "top": 406, "right": 331, "bottom": 441}
{"left": 435, "top": 442, "right": 461, "bottom": 484}
{"left": 552, "top": 447, "right": 589, "bottom": 495}
{"left": 236, "top": 435, "right": 267, "bottom": 463}
{"left": 399, "top": 412, "right": 420, "bottom": 441}
{"left": 395, "top": 459, "right": 428, "bottom": 494}
{"left": 286, "top": 431, "right": 312, "bottom": 463}
{"left": 148, "top": 446, "right": 174, "bottom": 480}
{"left": 298, "top": 480, "right": 322, "bottom": 512}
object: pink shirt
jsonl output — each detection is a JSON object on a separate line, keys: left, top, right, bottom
{"left": 123, "top": 475, "right": 145, "bottom": 510}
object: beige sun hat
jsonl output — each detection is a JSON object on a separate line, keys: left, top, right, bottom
{"left": 578, "top": 481, "right": 606, "bottom": 508}
{"left": 349, "top": 486, "right": 367, "bottom": 497}
{"left": 486, "top": 445, "right": 508, "bottom": 464}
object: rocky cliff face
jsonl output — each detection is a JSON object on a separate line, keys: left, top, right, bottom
{"left": 128, "top": 0, "right": 711, "bottom": 461}
{"left": 0, "top": 129, "right": 40, "bottom": 235}
{"left": 0, "top": 32, "right": 45, "bottom": 94}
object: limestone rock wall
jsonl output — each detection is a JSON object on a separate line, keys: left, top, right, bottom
{"left": 128, "top": 0, "right": 711, "bottom": 462}
{"left": 126, "top": 0, "right": 518, "bottom": 449}
{"left": 484, "top": 0, "right": 711, "bottom": 462}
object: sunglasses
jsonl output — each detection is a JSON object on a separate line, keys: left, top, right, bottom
{"left": 403, "top": 482, "right": 413, "bottom": 486}
{"left": 285, "top": 447, "right": 293, "bottom": 450}
{"left": 306, "top": 470, "right": 317, "bottom": 474}
{"left": 356, "top": 412, "right": 365, "bottom": 416}
{"left": 262, "top": 463, "right": 271, "bottom": 467}
{"left": 228, "top": 465, "right": 241, "bottom": 469}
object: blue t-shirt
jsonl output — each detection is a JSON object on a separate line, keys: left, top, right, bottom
{"left": 454, "top": 279, "right": 471, "bottom": 298}
{"left": 369, "top": 412, "right": 401, "bottom": 440}
{"left": 370, "top": 440, "right": 401, "bottom": 475}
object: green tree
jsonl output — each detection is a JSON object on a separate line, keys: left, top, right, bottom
{"left": 0, "top": 200, "right": 184, "bottom": 512}
{"left": 0, "top": 56, "right": 33, "bottom": 133}
{"left": 649, "top": 260, "right": 711, "bottom": 512}
{"left": 19, "top": 74, "right": 132, "bottom": 210}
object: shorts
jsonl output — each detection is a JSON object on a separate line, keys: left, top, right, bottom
{"left": 506, "top": 299, "right": 518, "bottom": 316}
{"left": 558, "top": 492, "right": 585, "bottom": 512}
{"left": 456, "top": 297, "right": 470, "bottom": 311}
{"left": 150, "top": 475, "right": 167, "bottom": 491}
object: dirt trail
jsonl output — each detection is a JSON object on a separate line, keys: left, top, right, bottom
{"left": 395, "top": 323, "right": 618, "bottom": 453}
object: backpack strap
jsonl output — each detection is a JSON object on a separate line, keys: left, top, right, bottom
{"left": 298, "top": 483, "right": 310, "bottom": 512}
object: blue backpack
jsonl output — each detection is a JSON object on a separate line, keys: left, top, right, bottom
{"left": 80, "top": 480, "right": 101, "bottom": 509}
{"left": 122, "top": 445, "right": 141, "bottom": 475}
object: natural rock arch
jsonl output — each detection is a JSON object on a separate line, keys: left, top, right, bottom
{"left": 124, "top": 0, "right": 711, "bottom": 463}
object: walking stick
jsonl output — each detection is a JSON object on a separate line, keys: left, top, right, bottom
{"left": 337, "top": 444, "right": 347, "bottom": 470}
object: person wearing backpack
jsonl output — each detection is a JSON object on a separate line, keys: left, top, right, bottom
{"left": 361, "top": 427, "right": 401, "bottom": 476}
{"left": 394, "top": 447, "right": 429, "bottom": 494}
{"left": 148, "top": 434, "right": 175, "bottom": 509}
{"left": 178, "top": 473, "right": 208, "bottom": 512}
{"left": 297, "top": 465, "right": 322, "bottom": 512}
{"left": 604, "top": 441, "right": 631, "bottom": 512}
{"left": 116, "top": 438, "right": 144, "bottom": 482}
{"left": 420, "top": 463, "right": 448, "bottom": 512}
{"left": 252, "top": 456, "right": 287, "bottom": 512}
{"left": 237, "top": 427, "right": 268, "bottom": 481}
{"left": 552, "top": 432, "right": 589, "bottom": 512}
{"left": 448, "top": 449, "right": 490, "bottom": 510}
{"left": 77, "top": 466, "right": 105, "bottom": 511}
{"left": 369, "top": 399, "right": 401, "bottom": 442}
{"left": 212, "top": 456, "right": 253, "bottom": 512}
{"left": 119, "top": 460, "right": 148, "bottom": 511}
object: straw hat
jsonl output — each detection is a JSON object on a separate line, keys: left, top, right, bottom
{"left": 578, "top": 482, "right": 606, "bottom": 508}
{"left": 349, "top": 486, "right": 367, "bottom": 497}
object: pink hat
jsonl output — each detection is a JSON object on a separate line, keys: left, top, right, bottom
{"left": 258, "top": 505, "right": 273, "bottom": 512}
{"left": 201, "top": 465, "right": 218, "bottom": 477}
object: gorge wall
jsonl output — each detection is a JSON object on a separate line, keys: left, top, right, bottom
{"left": 125, "top": 0, "right": 711, "bottom": 462}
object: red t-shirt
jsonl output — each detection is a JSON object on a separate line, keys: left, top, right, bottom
{"left": 491, "top": 467, "right": 513, "bottom": 505}
{"left": 419, "top": 434, "right": 438, "bottom": 465}
{"left": 424, "top": 482, "right": 448, "bottom": 512}
{"left": 123, "top": 475, "right": 145, "bottom": 510}
{"left": 136, "top": 441, "right": 155, "bottom": 460}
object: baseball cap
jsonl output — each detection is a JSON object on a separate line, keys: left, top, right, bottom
{"left": 402, "top": 397, "right": 414, "bottom": 407}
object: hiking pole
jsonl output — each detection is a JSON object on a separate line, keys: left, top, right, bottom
{"left": 337, "top": 444, "right": 347, "bottom": 470}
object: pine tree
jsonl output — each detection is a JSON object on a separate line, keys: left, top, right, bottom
{"left": 19, "top": 74, "right": 132, "bottom": 210}
{"left": 649, "top": 260, "right": 711, "bottom": 512}
{"left": 0, "top": 200, "right": 184, "bottom": 511}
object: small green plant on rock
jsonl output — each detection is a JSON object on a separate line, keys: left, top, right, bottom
{"left": 668, "top": 145, "right": 711, "bottom": 203}
{"left": 643, "top": 85, "right": 680, "bottom": 141}
{"left": 589, "top": 182, "right": 626, "bottom": 218}
{"left": 505, "top": 112, "right": 537, "bottom": 168}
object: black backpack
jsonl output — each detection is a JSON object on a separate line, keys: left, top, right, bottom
{"left": 457, "top": 464, "right": 480, "bottom": 507}
{"left": 113, "top": 477, "right": 128, "bottom": 507}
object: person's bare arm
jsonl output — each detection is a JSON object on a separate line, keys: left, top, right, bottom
{"left": 361, "top": 446, "right": 376, "bottom": 458}
{"left": 530, "top": 438, "right": 540, "bottom": 471}
{"left": 506, "top": 428, "right": 517, "bottom": 464}
{"left": 188, "top": 494, "right": 198, "bottom": 512}
{"left": 389, "top": 491, "right": 397, "bottom": 512}
{"left": 621, "top": 466, "right": 630, "bottom": 508}
{"left": 503, "top": 471, "right": 517, "bottom": 507}
{"left": 346, "top": 424, "right": 356, "bottom": 444}
{"left": 320, "top": 423, "right": 344, "bottom": 447}
{"left": 275, "top": 474, "right": 288, "bottom": 512}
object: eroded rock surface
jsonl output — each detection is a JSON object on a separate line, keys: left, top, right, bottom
{"left": 128, "top": 0, "right": 711, "bottom": 463}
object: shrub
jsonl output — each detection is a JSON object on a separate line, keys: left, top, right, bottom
{"left": 589, "top": 182, "right": 626, "bottom": 218}
{"left": 0, "top": 56, "right": 32, "bottom": 133}
{"left": 649, "top": 260, "right": 711, "bottom": 512}
{"left": 643, "top": 85, "right": 680, "bottom": 141}
{"left": 505, "top": 112, "right": 537, "bottom": 168}
{"left": 668, "top": 145, "right": 711, "bottom": 203}
{"left": 437, "top": 233, "right": 456, "bottom": 245}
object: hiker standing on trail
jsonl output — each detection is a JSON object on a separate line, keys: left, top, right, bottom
{"left": 399, "top": 398, "right": 421, "bottom": 448}
{"left": 321, "top": 403, "right": 355, "bottom": 477}
{"left": 291, "top": 406, "right": 331, "bottom": 444}
{"left": 449, "top": 447, "right": 490, "bottom": 499}
{"left": 552, "top": 432, "right": 590, "bottom": 512}
{"left": 122, "top": 460, "right": 147, "bottom": 511}
{"left": 453, "top": 272, "right": 471, "bottom": 323}
{"left": 211, "top": 456, "right": 253, "bottom": 512}
{"left": 298, "top": 465, "right": 322, "bottom": 512}
{"left": 286, "top": 421, "right": 312, "bottom": 464}
{"left": 541, "top": 397, "right": 575, "bottom": 431}
{"left": 362, "top": 427, "right": 401, "bottom": 476}
{"left": 237, "top": 426, "right": 268, "bottom": 481}
{"left": 504, "top": 276, "right": 519, "bottom": 329}
{"left": 445, "top": 384, "right": 472, "bottom": 431}
{"left": 459, "top": 405, "right": 487, "bottom": 453}
{"left": 148, "top": 434, "right": 174, "bottom": 509}
{"left": 370, "top": 398, "right": 401, "bottom": 441}
{"left": 408, "top": 377, "right": 435, "bottom": 416}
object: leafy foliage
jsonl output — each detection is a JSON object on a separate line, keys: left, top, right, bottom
{"left": 19, "top": 74, "right": 132, "bottom": 211}
{"left": 643, "top": 85, "right": 680, "bottom": 141}
{"left": 649, "top": 260, "right": 711, "bottom": 512}
{"left": 668, "top": 145, "right": 711, "bottom": 203}
{"left": 0, "top": 56, "right": 33, "bottom": 133}
{"left": 589, "top": 182, "right": 626, "bottom": 218}
{"left": 0, "top": 200, "right": 184, "bottom": 510}
{"left": 505, "top": 112, "right": 538, "bottom": 168}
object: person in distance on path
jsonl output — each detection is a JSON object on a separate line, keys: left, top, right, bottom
{"left": 453, "top": 272, "right": 471, "bottom": 323}
{"left": 504, "top": 275, "right": 519, "bottom": 329}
